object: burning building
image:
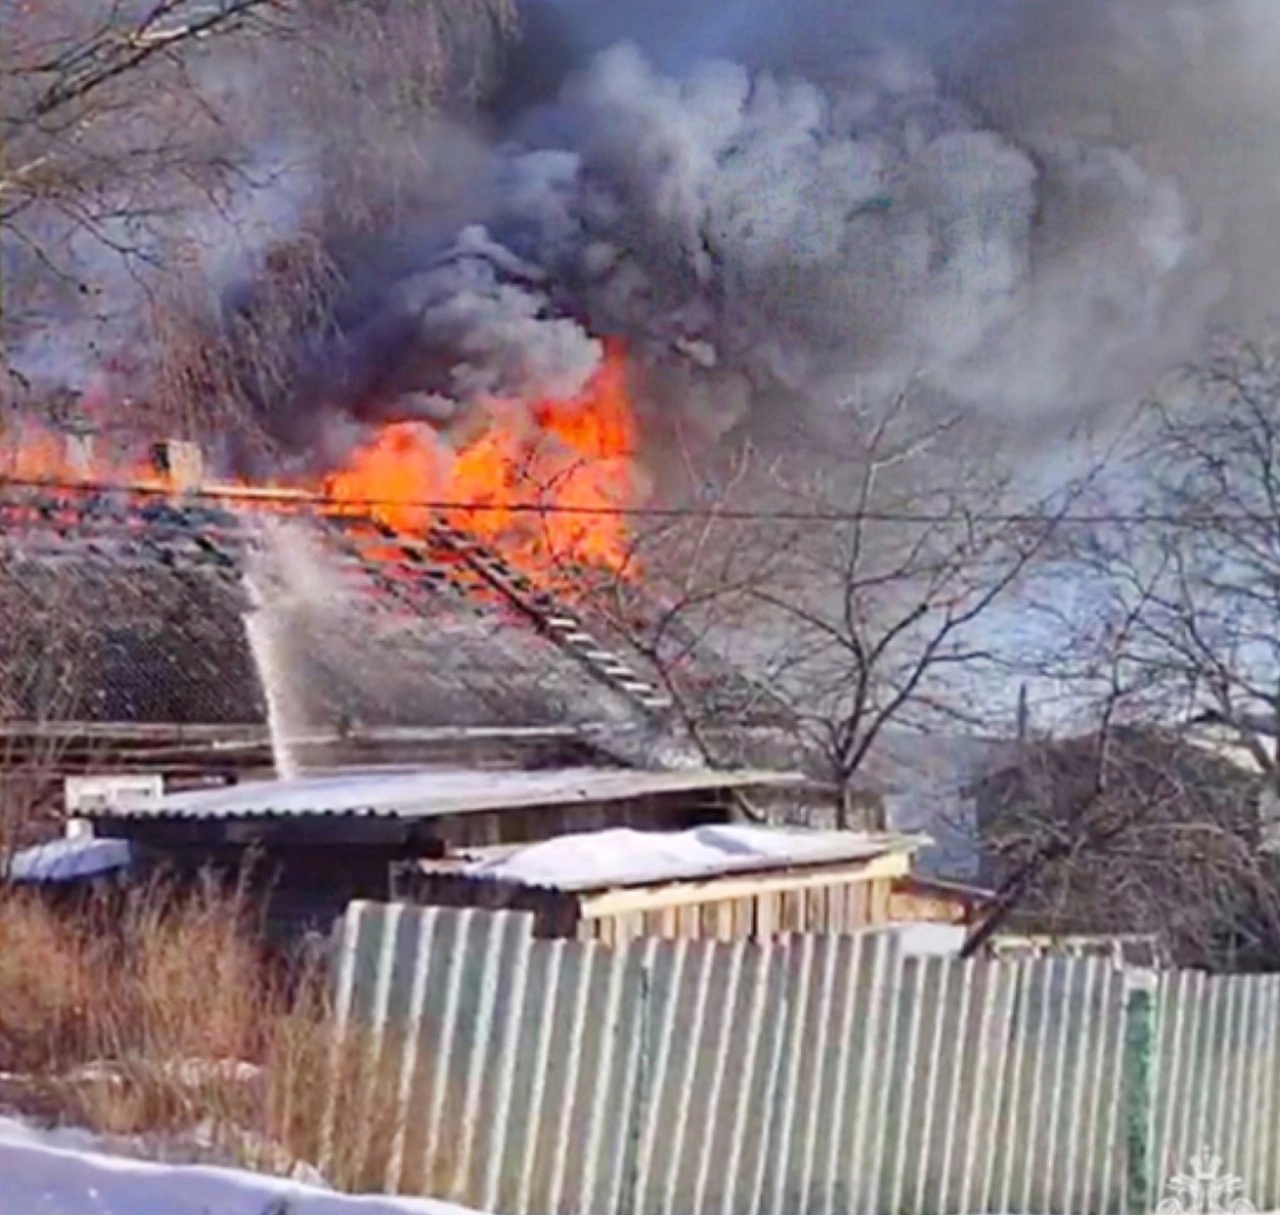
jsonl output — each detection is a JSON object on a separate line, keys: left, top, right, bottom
{"left": 0, "top": 397, "right": 809, "bottom": 932}
{"left": 0, "top": 386, "right": 793, "bottom": 834}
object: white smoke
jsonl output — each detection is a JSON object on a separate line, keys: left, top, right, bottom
{"left": 397, "top": 225, "right": 602, "bottom": 402}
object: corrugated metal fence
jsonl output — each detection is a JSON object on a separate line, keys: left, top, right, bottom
{"left": 327, "top": 902, "right": 1280, "bottom": 1215}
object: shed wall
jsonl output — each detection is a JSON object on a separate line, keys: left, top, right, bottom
{"left": 580, "top": 875, "right": 896, "bottom": 944}
{"left": 406, "top": 870, "right": 905, "bottom": 943}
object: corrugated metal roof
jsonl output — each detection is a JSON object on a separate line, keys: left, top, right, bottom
{"left": 448, "top": 823, "right": 927, "bottom": 891}
{"left": 88, "top": 766, "right": 806, "bottom": 821}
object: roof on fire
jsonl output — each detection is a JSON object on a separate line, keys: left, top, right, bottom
{"left": 0, "top": 479, "right": 783, "bottom": 757}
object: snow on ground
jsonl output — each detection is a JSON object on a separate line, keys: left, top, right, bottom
{"left": 463, "top": 823, "right": 901, "bottom": 890}
{"left": 9, "top": 1115, "right": 1278, "bottom": 1215}
{"left": 0, "top": 1118, "right": 485, "bottom": 1215}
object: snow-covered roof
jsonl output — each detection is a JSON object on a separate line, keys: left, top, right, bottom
{"left": 457, "top": 823, "right": 926, "bottom": 891}
{"left": 6, "top": 836, "right": 131, "bottom": 883}
{"left": 86, "top": 766, "right": 805, "bottom": 821}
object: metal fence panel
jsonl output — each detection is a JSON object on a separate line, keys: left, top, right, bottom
{"left": 1153, "top": 970, "right": 1280, "bottom": 1213}
{"left": 333, "top": 902, "right": 1280, "bottom": 1215}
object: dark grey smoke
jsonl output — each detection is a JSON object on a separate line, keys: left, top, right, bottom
{"left": 236, "top": 0, "right": 1280, "bottom": 462}
{"left": 17, "top": 0, "right": 1280, "bottom": 462}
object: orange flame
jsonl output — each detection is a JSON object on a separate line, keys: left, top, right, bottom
{"left": 325, "top": 340, "right": 640, "bottom": 579}
{"left": 2, "top": 341, "right": 644, "bottom": 589}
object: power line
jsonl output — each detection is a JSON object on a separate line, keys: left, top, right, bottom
{"left": 2, "top": 472, "right": 1280, "bottom": 528}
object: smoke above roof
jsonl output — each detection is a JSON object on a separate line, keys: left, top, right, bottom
{"left": 258, "top": 0, "right": 1280, "bottom": 459}
{"left": 13, "top": 0, "right": 1280, "bottom": 461}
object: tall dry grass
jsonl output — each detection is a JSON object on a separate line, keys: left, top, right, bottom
{"left": 0, "top": 877, "right": 399, "bottom": 1190}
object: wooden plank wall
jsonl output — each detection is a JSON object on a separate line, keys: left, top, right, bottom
{"left": 580, "top": 877, "right": 896, "bottom": 945}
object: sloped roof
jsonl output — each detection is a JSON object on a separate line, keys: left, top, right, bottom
{"left": 1, "top": 496, "right": 265, "bottom": 725}
{"left": 82, "top": 766, "right": 803, "bottom": 822}
{"left": 974, "top": 725, "right": 1260, "bottom": 819}
{"left": 0, "top": 482, "right": 777, "bottom": 760}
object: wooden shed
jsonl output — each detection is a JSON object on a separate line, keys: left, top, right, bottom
{"left": 395, "top": 823, "right": 930, "bottom": 943}
{"left": 82, "top": 766, "right": 804, "bottom": 936}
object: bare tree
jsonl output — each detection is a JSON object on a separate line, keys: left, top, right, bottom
{"left": 585, "top": 395, "right": 1075, "bottom": 829}
{"left": 281, "top": 0, "right": 516, "bottom": 230}
{"left": 1043, "top": 337, "right": 1280, "bottom": 826}
{"left": 959, "top": 705, "right": 1280, "bottom": 970}
{"left": 3, "top": 0, "right": 517, "bottom": 445}
{"left": 952, "top": 335, "right": 1280, "bottom": 964}
{"left": 3, "top": 1, "right": 288, "bottom": 379}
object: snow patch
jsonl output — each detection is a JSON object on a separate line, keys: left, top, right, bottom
{"left": 885, "top": 922, "right": 968, "bottom": 956}
{"left": 463, "top": 823, "right": 902, "bottom": 889}
{"left": 0, "top": 1117, "right": 487, "bottom": 1215}
{"left": 6, "top": 837, "right": 131, "bottom": 883}
{"left": 65, "top": 1058, "right": 262, "bottom": 1088}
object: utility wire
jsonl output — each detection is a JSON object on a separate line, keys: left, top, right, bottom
{"left": 1, "top": 472, "right": 1278, "bottom": 528}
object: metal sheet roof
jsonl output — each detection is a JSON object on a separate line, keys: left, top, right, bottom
{"left": 87, "top": 765, "right": 806, "bottom": 821}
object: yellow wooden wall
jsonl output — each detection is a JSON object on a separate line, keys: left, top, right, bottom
{"left": 579, "top": 876, "right": 897, "bottom": 944}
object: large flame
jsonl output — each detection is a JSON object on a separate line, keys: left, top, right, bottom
{"left": 325, "top": 341, "right": 639, "bottom": 577}
{"left": 1, "top": 341, "right": 644, "bottom": 588}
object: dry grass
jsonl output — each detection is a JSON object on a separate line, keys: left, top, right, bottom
{"left": 0, "top": 878, "right": 400, "bottom": 1189}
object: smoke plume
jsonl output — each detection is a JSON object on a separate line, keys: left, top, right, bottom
{"left": 251, "top": 0, "right": 1280, "bottom": 459}
{"left": 14, "top": 0, "right": 1280, "bottom": 460}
